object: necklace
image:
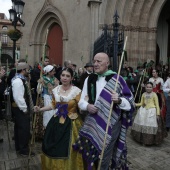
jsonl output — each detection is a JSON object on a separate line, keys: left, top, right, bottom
{"left": 61, "top": 85, "right": 71, "bottom": 93}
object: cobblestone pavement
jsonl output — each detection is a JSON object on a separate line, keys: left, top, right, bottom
{"left": 0, "top": 120, "right": 170, "bottom": 170}
{"left": 127, "top": 127, "right": 170, "bottom": 170}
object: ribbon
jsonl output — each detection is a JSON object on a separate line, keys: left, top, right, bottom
{"left": 55, "top": 103, "right": 68, "bottom": 119}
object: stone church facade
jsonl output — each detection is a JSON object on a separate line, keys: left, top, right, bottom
{"left": 20, "top": 0, "right": 170, "bottom": 69}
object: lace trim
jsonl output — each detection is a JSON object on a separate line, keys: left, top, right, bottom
{"left": 149, "top": 77, "right": 163, "bottom": 84}
{"left": 132, "top": 123, "right": 158, "bottom": 134}
{"left": 52, "top": 85, "right": 81, "bottom": 102}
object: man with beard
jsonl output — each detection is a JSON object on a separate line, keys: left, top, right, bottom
{"left": 11, "top": 63, "right": 34, "bottom": 156}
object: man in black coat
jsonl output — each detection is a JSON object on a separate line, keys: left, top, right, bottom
{"left": 79, "top": 62, "right": 93, "bottom": 89}
{"left": 30, "top": 56, "right": 50, "bottom": 104}
{"left": 0, "top": 66, "right": 6, "bottom": 143}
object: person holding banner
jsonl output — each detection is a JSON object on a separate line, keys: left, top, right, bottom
{"left": 73, "top": 53, "right": 135, "bottom": 170}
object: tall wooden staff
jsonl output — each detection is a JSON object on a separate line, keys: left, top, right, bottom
{"left": 134, "top": 69, "right": 145, "bottom": 101}
{"left": 25, "top": 48, "right": 28, "bottom": 62}
{"left": 138, "top": 69, "right": 147, "bottom": 103}
{"left": 97, "top": 36, "right": 128, "bottom": 170}
{"left": 27, "top": 29, "right": 49, "bottom": 169}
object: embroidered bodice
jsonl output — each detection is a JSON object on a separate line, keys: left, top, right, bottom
{"left": 149, "top": 77, "right": 164, "bottom": 93}
{"left": 136, "top": 92, "right": 160, "bottom": 115}
{"left": 51, "top": 85, "right": 81, "bottom": 120}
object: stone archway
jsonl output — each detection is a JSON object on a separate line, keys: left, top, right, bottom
{"left": 100, "top": 0, "right": 167, "bottom": 67}
{"left": 1, "top": 54, "right": 13, "bottom": 65}
{"left": 28, "top": 0, "right": 68, "bottom": 65}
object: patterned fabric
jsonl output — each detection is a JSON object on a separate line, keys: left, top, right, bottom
{"left": 35, "top": 96, "right": 45, "bottom": 140}
{"left": 41, "top": 75, "right": 59, "bottom": 95}
{"left": 55, "top": 103, "right": 68, "bottom": 119}
{"left": 41, "top": 87, "right": 84, "bottom": 170}
{"left": 131, "top": 116, "right": 167, "bottom": 145}
{"left": 132, "top": 107, "right": 158, "bottom": 134}
{"left": 25, "top": 81, "right": 34, "bottom": 114}
{"left": 12, "top": 73, "right": 26, "bottom": 82}
{"left": 73, "top": 74, "right": 135, "bottom": 169}
{"left": 149, "top": 77, "right": 166, "bottom": 120}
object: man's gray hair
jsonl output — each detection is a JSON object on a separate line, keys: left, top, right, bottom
{"left": 64, "top": 60, "right": 72, "bottom": 67}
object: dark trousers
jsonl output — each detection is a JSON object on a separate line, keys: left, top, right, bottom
{"left": 100, "top": 120, "right": 121, "bottom": 170}
{"left": 166, "top": 96, "right": 170, "bottom": 128}
{"left": 13, "top": 107, "right": 30, "bottom": 153}
{"left": 0, "top": 95, "right": 4, "bottom": 119}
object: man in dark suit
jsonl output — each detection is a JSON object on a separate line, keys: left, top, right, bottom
{"left": 79, "top": 62, "right": 93, "bottom": 89}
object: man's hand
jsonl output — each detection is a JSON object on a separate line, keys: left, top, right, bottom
{"left": 87, "top": 104, "right": 98, "bottom": 114}
{"left": 111, "top": 91, "right": 121, "bottom": 104}
{"left": 34, "top": 106, "right": 40, "bottom": 112}
{"left": 142, "top": 103, "right": 146, "bottom": 107}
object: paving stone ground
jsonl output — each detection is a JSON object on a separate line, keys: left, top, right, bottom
{"left": 127, "top": 127, "right": 170, "bottom": 170}
{"left": 0, "top": 120, "right": 170, "bottom": 170}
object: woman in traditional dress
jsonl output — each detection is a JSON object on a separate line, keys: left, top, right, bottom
{"left": 35, "top": 65, "right": 59, "bottom": 139}
{"left": 149, "top": 69, "right": 166, "bottom": 120}
{"left": 34, "top": 68, "right": 84, "bottom": 170}
{"left": 131, "top": 82, "right": 167, "bottom": 145}
{"left": 163, "top": 72, "right": 170, "bottom": 132}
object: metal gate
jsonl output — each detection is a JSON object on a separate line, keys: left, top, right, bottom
{"left": 93, "top": 11, "right": 124, "bottom": 71}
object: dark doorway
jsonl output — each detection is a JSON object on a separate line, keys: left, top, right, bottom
{"left": 157, "top": 0, "right": 170, "bottom": 70}
{"left": 1, "top": 54, "right": 13, "bottom": 65}
{"left": 167, "top": 18, "right": 170, "bottom": 70}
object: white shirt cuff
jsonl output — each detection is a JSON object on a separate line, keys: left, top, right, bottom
{"left": 118, "top": 97, "right": 131, "bottom": 111}
{"left": 78, "top": 100, "right": 89, "bottom": 111}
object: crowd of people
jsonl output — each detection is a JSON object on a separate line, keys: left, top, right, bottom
{"left": 0, "top": 52, "right": 170, "bottom": 169}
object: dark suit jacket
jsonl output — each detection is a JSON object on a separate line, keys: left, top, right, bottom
{"left": 79, "top": 72, "right": 90, "bottom": 90}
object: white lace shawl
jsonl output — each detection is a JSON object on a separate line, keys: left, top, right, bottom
{"left": 52, "top": 85, "right": 81, "bottom": 103}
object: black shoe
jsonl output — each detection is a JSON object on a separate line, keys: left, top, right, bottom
{"left": 0, "top": 138, "right": 3, "bottom": 143}
{"left": 19, "top": 151, "right": 35, "bottom": 157}
{"left": 12, "top": 136, "right": 15, "bottom": 140}
{"left": 166, "top": 127, "right": 170, "bottom": 132}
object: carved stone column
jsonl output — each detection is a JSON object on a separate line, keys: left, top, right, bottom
{"left": 88, "top": 0, "right": 102, "bottom": 59}
{"left": 167, "top": 18, "right": 170, "bottom": 70}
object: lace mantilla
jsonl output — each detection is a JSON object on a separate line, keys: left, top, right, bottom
{"left": 52, "top": 85, "right": 81, "bottom": 102}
